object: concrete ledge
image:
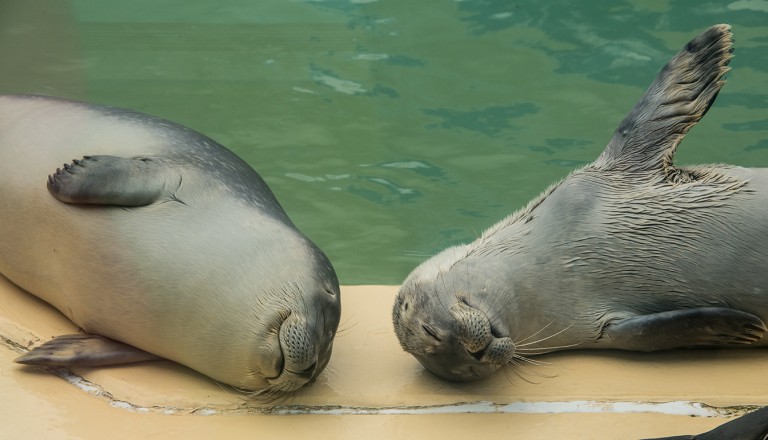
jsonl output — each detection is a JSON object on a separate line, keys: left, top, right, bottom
{"left": 2, "top": 276, "right": 766, "bottom": 438}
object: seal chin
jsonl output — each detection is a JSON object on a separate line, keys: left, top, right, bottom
{"left": 266, "top": 370, "right": 316, "bottom": 393}
{"left": 417, "top": 354, "right": 502, "bottom": 382}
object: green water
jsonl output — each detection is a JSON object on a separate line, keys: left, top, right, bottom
{"left": 1, "top": 1, "right": 767, "bottom": 284}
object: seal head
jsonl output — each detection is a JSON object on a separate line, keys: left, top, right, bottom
{"left": 393, "top": 246, "right": 516, "bottom": 381}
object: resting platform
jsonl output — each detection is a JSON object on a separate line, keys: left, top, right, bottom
{"left": 1, "top": 278, "right": 766, "bottom": 439}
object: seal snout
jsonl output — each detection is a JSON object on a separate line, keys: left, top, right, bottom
{"left": 449, "top": 301, "right": 515, "bottom": 366}
{"left": 267, "top": 312, "right": 320, "bottom": 392}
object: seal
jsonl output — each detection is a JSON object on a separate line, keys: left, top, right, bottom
{"left": 644, "top": 406, "right": 768, "bottom": 440}
{"left": 0, "top": 95, "right": 341, "bottom": 394}
{"left": 393, "top": 24, "right": 768, "bottom": 382}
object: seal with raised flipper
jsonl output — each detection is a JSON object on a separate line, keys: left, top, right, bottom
{"left": 0, "top": 95, "right": 341, "bottom": 394}
{"left": 393, "top": 24, "right": 768, "bottom": 382}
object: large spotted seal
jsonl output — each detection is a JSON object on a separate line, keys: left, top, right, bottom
{"left": 393, "top": 24, "right": 768, "bottom": 382}
{"left": 0, "top": 95, "right": 341, "bottom": 394}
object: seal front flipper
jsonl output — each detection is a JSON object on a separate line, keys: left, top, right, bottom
{"left": 15, "top": 334, "right": 161, "bottom": 367}
{"left": 602, "top": 307, "right": 766, "bottom": 351}
{"left": 48, "top": 155, "right": 178, "bottom": 206}
{"left": 594, "top": 24, "right": 732, "bottom": 175}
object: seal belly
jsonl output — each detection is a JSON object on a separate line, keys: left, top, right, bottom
{"left": 0, "top": 95, "right": 342, "bottom": 392}
{"left": 0, "top": 95, "right": 172, "bottom": 313}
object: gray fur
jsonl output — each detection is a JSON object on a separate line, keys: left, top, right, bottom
{"left": 0, "top": 95, "right": 341, "bottom": 393}
{"left": 393, "top": 24, "right": 768, "bottom": 382}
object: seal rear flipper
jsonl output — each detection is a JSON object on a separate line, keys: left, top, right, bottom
{"left": 594, "top": 24, "right": 732, "bottom": 174}
{"left": 601, "top": 307, "right": 766, "bottom": 351}
{"left": 642, "top": 406, "right": 768, "bottom": 440}
{"left": 48, "top": 155, "right": 178, "bottom": 206}
{"left": 14, "top": 334, "right": 161, "bottom": 367}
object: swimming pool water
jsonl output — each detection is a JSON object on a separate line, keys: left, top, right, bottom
{"left": 1, "top": 0, "right": 767, "bottom": 284}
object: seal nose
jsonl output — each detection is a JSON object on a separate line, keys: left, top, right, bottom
{"left": 450, "top": 301, "right": 493, "bottom": 353}
{"left": 278, "top": 313, "right": 318, "bottom": 378}
{"left": 449, "top": 301, "right": 515, "bottom": 365}
{"left": 476, "top": 337, "right": 515, "bottom": 364}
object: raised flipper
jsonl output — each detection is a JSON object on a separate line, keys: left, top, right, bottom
{"left": 14, "top": 334, "right": 161, "bottom": 367}
{"left": 643, "top": 406, "right": 768, "bottom": 440}
{"left": 594, "top": 24, "right": 733, "bottom": 176}
{"left": 602, "top": 307, "right": 766, "bottom": 351}
{"left": 48, "top": 155, "right": 177, "bottom": 206}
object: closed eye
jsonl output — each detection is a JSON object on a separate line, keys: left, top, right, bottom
{"left": 422, "top": 324, "right": 441, "bottom": 342}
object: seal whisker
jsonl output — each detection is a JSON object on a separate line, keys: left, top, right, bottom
{"left": 462, "top": 257, "right": 474, "bottom": 313}
{"left": 510, "top": 356, "right": 557, "bottom": 379}
{"left": 435, "top": 268, "right": 454, "bottom": 315}
{"left": 511, "top": 357, "right": 552, "bottom": 374}
{"left": 479, "top": 271, "right": 504, "bottom": 328}
{"left": 505, "top": 362, "right": 539, "bottom": 384}
{"left": 335, "top": 317, "right": 358, "bottom": 336}
{"left": 214, "top": 380, "right": 253, "bottom": 403}
{"left": 515, "top": 322, "right": 555, "bottom": 345}
{"left": 506, "top": 359, "right": 548, "bottom": 384}
{"left": 515, "top": 323, "right": 575, "bottom": 348}
{"left": 511, "top": 354, "right": 552, "bottom": 367}
{"left": 516, "top": 342, "right": 582, "bottom": 354}
{"left": 239, "top": 385, "right": 289, "bottom": 404}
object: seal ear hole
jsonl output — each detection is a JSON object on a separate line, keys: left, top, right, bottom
{"left": 422, "top": 324, "right": 441, "bottom": 342}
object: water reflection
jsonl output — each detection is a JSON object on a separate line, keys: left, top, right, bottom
{"left": 423, "top": 103, "right": 538, "bottom": 137}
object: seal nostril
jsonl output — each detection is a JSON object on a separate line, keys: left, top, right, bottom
{"left": 302, "top": 361, "right": 317, "bottom": 375}
{"left": 467, "top": 348, "right": 485, "bottom": 361}
{"left": 278, "top": 309, "right": 292, "bottom": 323}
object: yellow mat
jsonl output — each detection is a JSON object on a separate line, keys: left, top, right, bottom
{"left": 2, "top": 276, "right": 766, "bottom": 439}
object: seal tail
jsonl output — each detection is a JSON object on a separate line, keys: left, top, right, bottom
{"left": 594, "top": 24, "right": 733, "bottom": 174}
